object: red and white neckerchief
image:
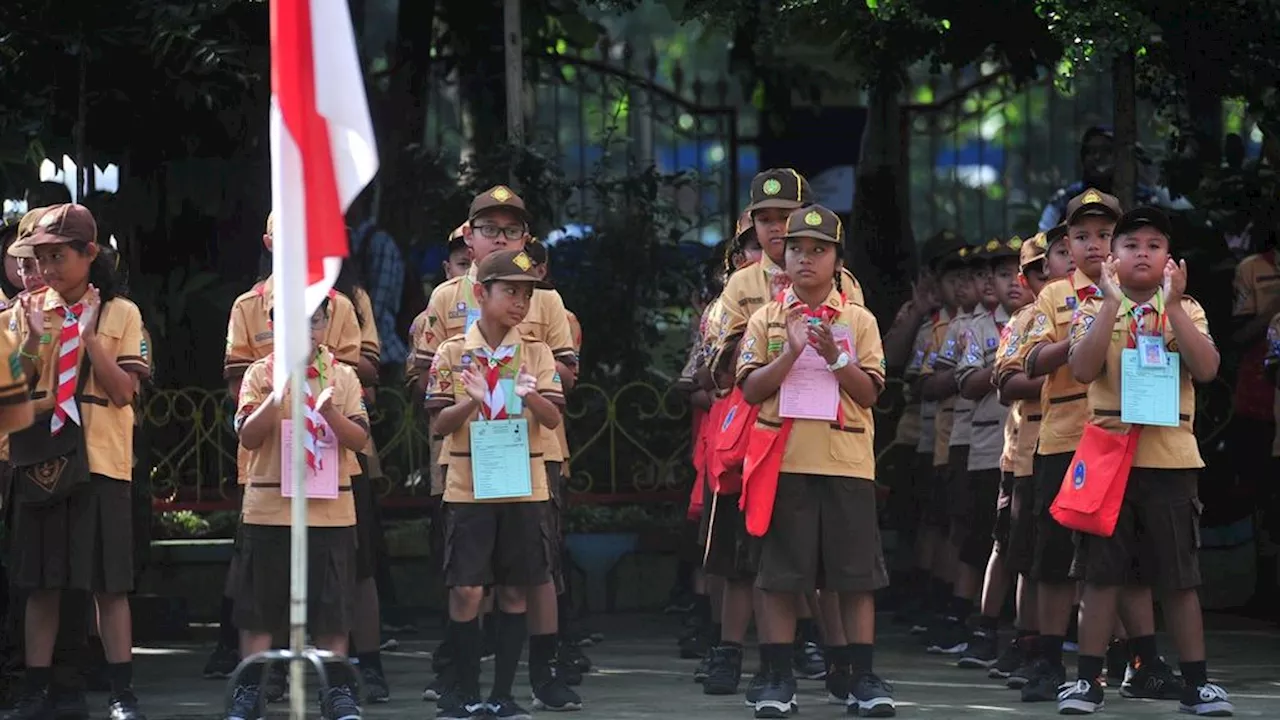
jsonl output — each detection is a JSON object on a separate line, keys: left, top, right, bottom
{"left": 51, "top": 301, "right": 87, "bottom": 435}
{"left": 303, "top": 347, "right": 338, "bottom": 472}
{"left": 474, "top": 344, "right": 519, "bottom": 420}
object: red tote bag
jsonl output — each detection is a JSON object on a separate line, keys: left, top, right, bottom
{"left": 1049, "top": 424, "right": 1141, "bottom": 537}
{"left": 710, "top": 388, "right": 759, "bottom": 495}
{"left": 739, "top": 418, "right": 794, "bottom": 537}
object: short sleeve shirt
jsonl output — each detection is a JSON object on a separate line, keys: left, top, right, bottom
{"left": 1022, "top": 269, "right": 1096, "bottom": 456}
{"left": 425, "top": 326, "right": 563, "bottom": 503}
{"left": 996, "top": 304, "right": 1041, "bottom": 477}
{"left": 956, "top": 305, "right": 1012, "bottom": 471}
{"left": 735, "top": 288, "right": 885, "bottom": 481}
{"left": 236, "top": 355, "right": 368, "bottom": 526}
{"left": 352, "top": 286, "right": 382, "bottom": 366}
{"left": 934, "top": 312, "right": 975, "bottom": 448}
{"left": 919, "top": 309, "right": 955, "bottom": 466}
{"left": 1068, "top": 294, "right": 1211, "bottom": 469}
{"left": 905, "top": 319, "right": 938, "bottom": 455}
{"left": 223, "top": 277, "right": 362, "bottom": 379}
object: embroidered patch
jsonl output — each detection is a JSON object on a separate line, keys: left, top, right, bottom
{"left": 428, "top": 315, "right": 439, "bottom": 326}
{"left": 492, "top": 186, "right": 512, "bottom": 202}
{"left": 722, "top": 404, "right": 738, "bottom": 430}
{"left": 741, "top": 351, "right": 755, "bottom": 363}
{"left": 744, "top": 337, "right": 756, "bottom": 349}
{"left": 763, "top": 178, "right": 782, "bottom": 196}
{"left": 1082, "top": 190, "right": 1102, "bottom": 204}
{"left": 767, "top": 339, "right": 783, "bottom": 354}
{"left": 140, "top": 337, "right": 149, "bottom": 358}
{"left": 39, "top": 333, "right": 51, "bottom": 345}
{"left": 461, "top": 353, "right": 473, "bottom": 366}
{"left": 1072, "top": 460, "right": 1087, "bottom": 489}
{"left": 804, "top": 211, "right": 822, "bottom": 227}
{"left": 553, "top": 372, "right": 561, "bottom": 384}
{"left": 253, "top": 331, "right": 273, "bottom": 342}
{"left": 1065, "top": 296, "right": 1077, "bottom": 310}
{"left": 1003, "top": 338, "right": 1020, "bottom": 357}
{"left": 513, "top": 252, "right": 533, "bottom": 271}
{"left": 8, "top": 350, "right": 21, "bottom": 380}
{"left": 986, "top": 337, "right": 998, "bottom": 349}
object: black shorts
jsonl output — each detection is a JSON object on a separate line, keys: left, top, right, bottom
{"left": 231, "top": 524, "right": 357, "bottom": 636}
{"left": 352, "top": 456, "right": 385, "bottom": 582}
{"left": 702, "top": 493, "right": 759, "bottom": 581}
{"left": 756, "top": 474, "right": 889, "bottom": 594}
{"left": 695, "top": 473, "right": 714, "bottom": 551}
{"left": 996, "top": 473, "right": 1037, "bottom": 576}
{"left": 1070, "top": 469, "right": 1203, "bottom": 591}
{"left": 1030, "top": 452, "right": 1077, "bottom": 584}
{"left": 443, "top": 501, "right": 554, "bottom": 588}
{"left": 950, "top": 468, "right": 1001, "bottom": 569}
{"left": 945, "top": 445, "right": 973, "bottom": 521}
{"left": 10, "top": 475, "right": 134, "bottom": 594}
{"left": 546, "top": 462, "right": 566, "bottom": 594}
{"left": 917, "top": 455, "right": 950, "bottom": 530}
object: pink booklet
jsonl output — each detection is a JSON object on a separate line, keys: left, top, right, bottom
{"left": 779, "top": 346, "right": 839, "bottom": 421}
{"left": 280, "top": 420, "right": 340, "bottom": 499}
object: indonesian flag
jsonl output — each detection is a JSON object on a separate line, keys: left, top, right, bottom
{"left": 269, "top": 0, "right": 378, "bottom": 393}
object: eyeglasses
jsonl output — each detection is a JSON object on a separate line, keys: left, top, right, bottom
{"left": 473, "top": 224, "right": 525, "bottom": 240}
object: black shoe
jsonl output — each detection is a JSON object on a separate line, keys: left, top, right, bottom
{"left": 678, "top": 624, "right": 714, "bottom": 660}
{"left": 988, "top": 638, "right": 1026, "bottom": 680}
{"left": 743, "top": 672, "right": 767, "bottom": 707}
{"left": 1178, "top": 682, "right": 1234, "bottom": 717}
{"left": 1006, "top": 655, "right": 1036, "bottom": 689}
{"left": 957, "top": 630, "right": 998, "bottom": 669}
{"left": 530, "top": 676, "right": 583, "bottom": 712}
{"left": 203, "top": 645, "right": 242, "bottom": 680}
{"left": 262, "top": 664, "right": 288, "bottom": 703}
{"left": 436, "top": 689, "right": 486, "bottom": 719}
{"left": 320, "top": 685, "right": 361, "bottom": 720}
{"left": 925, "top": 619, "right": 969, "bottom": 655}
{"left": 1021, "top": 659, "right": 1067, "bottom": 703}
{"left": 792, "top": 641, "right": 827, "bottom": 680}
{"left": 752, "top": 673, "right": 798, "bottom": 719}
{"left": 558, "top": 641, "right": 591, "bottom": 674}
{"left": 825, "top": 664, "right": 851, "bottom": 706}
{"left": 421, "top": 671, "right": 455, "bottom": 702}
{"left": 847, "top": 672, "right": 896, "bottom": 717}
{"left": 1104, "top": 639, "right": 1126, "bottom": 685}
{"left": 359, "top": 665, "right": 390, "bottom": 704}
{"left": 1119, "top": 656, "right": 1182, "bottom": 700}
{"left": 106, "top": 691, "right": 146, "bottom": 720}
{"left": 693, "top": 649, "right": 714, "bottom": 684}
{"left": 0, "top": 688, "right": 54, "bottom": 720}
{"left": 225, "top": 685, "right": 264, "bottom": 720}
{"left": 51, "top": 688, "right": 87, "bottom": 720}
{"left": 703, "top": 645, "right": 743, "bottom": 696}
{"left": 1056, "top": 678, "right": 1104, "bottom": 714}
{"left": 485, "top": 696, "right": 532, "bottom": 720}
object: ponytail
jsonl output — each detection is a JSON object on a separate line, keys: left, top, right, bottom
{"left": 71, "top": 239, "right": 123, "bottom": 303}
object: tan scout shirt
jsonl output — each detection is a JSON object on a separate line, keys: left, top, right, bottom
{"left": 905, "top": 320, "right": 938, "bottom": 456}
{"left": 1022, "top": 269, "right": 1098, "bottom": 456}
{"left": 956, "top": 305, "right": 1012, "bottom": 471}
{"left": 224, "top": 277, "right": 362, "bottom": 378}
{"left": 934, "top": 312, "right": 976, "bottom": 448}
{"left": 996, "top": 303, "right": 1041, "bottom": 477}
{"left": 1068, "top": 294, "right": 1211, "bottom": 469}
{"left": 236, "top": 355, "right": 368, "bottom": 526}
{"left": 425, "top": 326, "right": 564, "bottom": 503}
{"left": 735, "top": 288, "right": 885, "bottom": 481}
{"left": 12, "top": 291, "right": 151, "bottom": 481}
{"left": 920, "top": 309, "right": 955, "bottom": 466}
{"left": 352, "top": 286, "right": 381, "bottom": 367}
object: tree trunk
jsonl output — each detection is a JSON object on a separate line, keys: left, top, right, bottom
{"left": 446, "top": 0, "right": 508, "bottom": 166}
{"left": 850, "top": 77, "right": 914, "bottom": 321}
{"left": 378, "top": 0, "right": 438, "bottom": 246}
{"left": 1112, "top": 52, "right": 1137, "bottom": 208}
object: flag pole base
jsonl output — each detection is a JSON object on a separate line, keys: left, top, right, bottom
{"left": 223, "top": 648, "right": 359, "bottom": 716}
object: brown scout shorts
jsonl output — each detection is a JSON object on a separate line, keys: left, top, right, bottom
{"left": 352, "top": 455, "right": 385, "bottom": 582}
{"left": 996, "top": 472, "right": 1037, "bottom": 575}
{"left": 702, "top": 493, "right": 759, "bottom": 581}
{"left": 1030, "top": 452, "right": 1078, "bottom": 584}
{"left": 546, "top": 461, "right": 567, "bottom": 594}
{"left": 11, "top": 475, "right": 134, "bottom": 594}
{"left": 1070, "top": 468, "right": 1203, "bottom": 591}
{"left": 443, "top": 501, "right": 554, "bottom": 588}
{"left": 756, "top": 474, "right": 889, "bottom": 594}
{"left": 231, "top": 524, "right": 358, "bottom": 636}
{"left": 952, "top": 468, "right": 1002, "bottom": 569}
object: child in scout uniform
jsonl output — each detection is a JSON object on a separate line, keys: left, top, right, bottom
{"left": 1016, "top": 190, "right": 1176, "bottom": 702}
{"left": 3, "top": 204, "right": 150, "bottom": 720}
{"left": 414, "top": 189, "right": 581, "bottom": 711}
{"left": 919, "top": 244, "right": 979, "bottom": 655}
{"left": 1058, "top": 206, "right": 1232, "bottom": 717}
{"left": 736, "top": 204, "right": 893, "bottom": 719}
{"left": 984, "top": 226, "right": 1073, "bottom": 686}
{"left": 210, "top": 213, "right": 364, "bottom": 696}
{"left": 425, "top": 249, "right": 566, "bottom": 720}
{"left": 443, "top": 226, "right": 473, "bottom": 282}
{"left": 227, "top": 298, "right": 370, "bottom": 720}
{"left": 950, "top": 236, "right": 1031, "bottom": 669}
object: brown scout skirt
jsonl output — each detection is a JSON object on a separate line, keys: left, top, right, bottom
{"left": 10, "top": 474, "right": 135, "bottom": 594}
{"left": 231, "top": 524, "right": 357, "bottom": 637}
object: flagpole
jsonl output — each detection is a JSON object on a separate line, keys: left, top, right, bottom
{"left": 288, "top": 362, "right": 308, "bottom": 720}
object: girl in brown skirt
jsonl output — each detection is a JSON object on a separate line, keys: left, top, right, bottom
{"left": 3, "top": 203, "right": 149, "bottom": 720}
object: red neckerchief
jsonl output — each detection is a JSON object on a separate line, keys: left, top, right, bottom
{"left": 1121, "top": 292, "right": 1167, "bottom": 350}
{"left": 1070, "top": 275, "right": 1102, "bottom": 303}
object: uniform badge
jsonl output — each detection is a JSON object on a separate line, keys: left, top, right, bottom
{"left": 986, "top": 337, "right": 998, "bottom": 349}
{"left": 762, "top": 178, "right": 782, "bottom": 196}
{"left": 140, "top": 337, "right": 149, "bottom": 359}
{"left": 740, "top": 351, "right": 755, "bottom": 363}
{"left": 744, "top": 337, "right": 756, "bottom": 349}
{"left": 513, "top": 252, "right": 533, "bottom": 271}
{"left": 1003, "top": 338, "right": 1020, "bottom": 357}
{"left": 767, "top": 339, "right": 783, "bottom": 354}
{"left": 986, "top": 239, "right": 999, "bottom": 251}
{"left": 1009, "top": 236, "right": 1023, "bottom": 249}
{"left": 1072, "top": 461, "right": 1087, "bottom": 489}
{"left": 1082, "top": 190, "right": 1102, "bottom": 204}
{"left": 8, "top": 350, "right": 20, "bottom": 380}
{"left": 492, "top": 186, "right": 512, "bottom": 202}
{"left": 461, "top": 353, "right": 473, "bottom": 366}
{"left": 1065, "top": 295, "right": 1077, "bottom": 310}
{"left": 721, "top": 404, "right": 738, "bottom": 431}
{"left": 804, "top": 211, "right": 822, "bottom": 227}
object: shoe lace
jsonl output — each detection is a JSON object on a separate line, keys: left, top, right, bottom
{"left": 1198, "top": 683, "right": 1229, "bottom": 701}
{"left": 858, "top": 672, "right": 893, "bottom": 693}
{"left": 231, "top": 685, "right": 261, "bottom": 707}
{"left": 1058, "top": 679, "right": 1092, "bottom": 700}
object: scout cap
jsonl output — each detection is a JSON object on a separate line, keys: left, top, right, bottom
{"left": 1065, "top": 188, "right": 1122, "bottom": 225}
{"left": 1020, "top": 232, "right": 1048, "bottom": 269}
{"left": 265, "top": 211, "right": 275, "bottom": 236}
{"left": 7, "top": 207, "right": 51, "bottom": 258}
{"left": 732, "top": 211, "right": 757, "bottom": 250}
{"left": 469, "top": 185, "right": 530, "bottom": 224}
{"left": 922, "top": 230, "right": 968, "bottom": 269}
{"left": 1113, "top": 206, "right": 1173, "bottom": 239}
{"left": 447, "top": 222, "right": 468, "bottom": 253}
{"left": 982, "top": 236, "right": 1023, "bottom": 260}
{"left": 474, "top": 249, "right": 542, "bottom": 284}
{"left": 783, "top": 204, "right": 842, "bottom": 244}
{"left": 745, "top": 169, "right": 811, "bottom": 213}
{"left": 13, "top": 203, "right": 97, "bottom": 252}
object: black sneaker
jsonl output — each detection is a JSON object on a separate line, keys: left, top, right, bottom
{"left": 225, "top": 685, "right": 264, "bottom": 720}
{"left": 1020, "top": 659, "right": 1067, "bottom": 702}
{"left": 988, "top": 638, "right": 1026, "bottom": 680}
{"left": 204, "top": 645, "right": 241, "bottom": 680}
{"left": 52, "top": 688, "right": 88, "bottom": 720}
{"left": 320, "top": 685, "right": 361, "bottom": 720}
{"left": 106, "top": 690, "right": 146, "bottom": 720}
{"left": 1119, "top": 656, "right": 1182, "bottom": 700}
{"left": 1, "top": 688, "right": 54, "bottom": 720}
{"left": 262, "top": 664, "right": 288, "bottom": 703}
{"left": 847, "top": 672, "right": 896, "bottom": 717}
{"left": 1104, "top": 639, "right": 1126, "bottom": 686}
{"left": 1056, "top": 678, "right": 1104, "bottom": 714}
{"left": 925, "top": 619, "right": 969, "bottom": 655}
{"left": 793, "top": 641, "right": 827, "bottom": 680}
{"left": 485, "top": 696, "right": 532, "bottom": 720}
{"left": 752, "top": 673, "right": 798, "bottom": 719}
{"left": 1006, "top": 655, "right": 1036, "bottom": 689}
{"left": 703, "top": 646, "right": 743, "bottom": 696}
{"left": 825, "top": 664, "right": 851, "bottom": 706}
{"left": 422, "top": 670, "right": 455, "bottom": 702}
{"left": 1178, "top": 683, "right": 1234, "bottom": 717}
{"left": 436, "top": 689, "right": 486, "bottom": 719}
{"left": 530, "top": 676, "right": 583, "bottom": 712}
{"left": 957, "top": 630, "right": 998, "bottom": 669}
{"left": 743, "top": 672, "right": 767, "bottom": 707}
{"left": 693, "top": 649, "right": 715, "bottom": 684}
{"left": 360, "top": 666, "right": 390, "bottom": 704}
{"left": 552, "top": 657, "right": 583, "bottom": 688}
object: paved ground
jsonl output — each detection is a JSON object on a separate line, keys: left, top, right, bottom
{"left": 88, "top": 613, "right": 1280, "bottom": 718}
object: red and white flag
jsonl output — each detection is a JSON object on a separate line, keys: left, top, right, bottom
{"left": 269, "top": 0, "right": 378, "bottom": 394}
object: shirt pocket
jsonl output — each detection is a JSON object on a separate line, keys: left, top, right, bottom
{"left": 828, "top": 422, "right": 870, "bottom": 466}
